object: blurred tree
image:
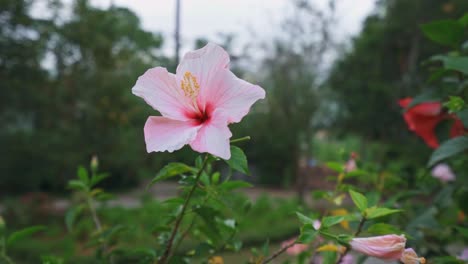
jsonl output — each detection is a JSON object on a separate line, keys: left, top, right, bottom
{"left": 0, "top": 0, "right": 169, "bottom": 193}
{"left": 240, "top": 0, "right": 336, "bottom": 189}
{"left": 0, "top": 0, "right": 51, "bottom": 191}
{"left": 326, "top": 0, "right": 468, "bottom": 148}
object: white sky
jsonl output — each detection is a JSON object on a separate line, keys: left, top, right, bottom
{"left": 89, "top": 0, "right": 376, "bottom": 56}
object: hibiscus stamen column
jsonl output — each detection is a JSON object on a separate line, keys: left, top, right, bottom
{"left": 158, "top": 155, "right": 209, "bottom": 264}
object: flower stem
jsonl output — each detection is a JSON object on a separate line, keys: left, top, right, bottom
{"left": 336, "top": 217, "right": 366, "bottom": 264}
{"left": 261, "top": 239, "right": 297, "bottom": 264}
{"left": 158, "top": 155, "right": 209, "bottom": 264}
{"left": 87, "top": 197, "right": 102, "bottom": 232}
{"left": 230, "top": 136, "right": 251, "bottom": 144}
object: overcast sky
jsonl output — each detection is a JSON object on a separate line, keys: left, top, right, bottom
{"left": 88, "top": 0, "right": 376, "bottom": 56}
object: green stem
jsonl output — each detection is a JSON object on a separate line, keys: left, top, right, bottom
{"left": 230, "top": 136, "right": 251, "bottom": 144}
{"left": 158, "top": 155, "right": 210, "bottom": 264}
{"left": 87, "top": 197, "right": 102, "bottom": 232}
{"left": 336, "top": 217, "right": 366, "bottom": 264}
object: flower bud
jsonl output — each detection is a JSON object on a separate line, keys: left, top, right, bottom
{"left": 349, "top": 235, "right": 406, "bottom": 260}
{"left": 400, "top": 248, "right": 425, "bottom": 264}
{"left": 431, "top": 163, "right": 455, "bottom": 182}
{"left": 90, "top": 155, "right": 99, "bottom": 172}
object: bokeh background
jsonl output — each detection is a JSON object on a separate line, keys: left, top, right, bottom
{"left": 1, "top": 1, "right": 468, "bottom": 262}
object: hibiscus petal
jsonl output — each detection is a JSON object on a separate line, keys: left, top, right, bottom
{"left": 132, "top": 67, "right": 193, "bottom": 121}
{"left": 204, "top": 70, "right": 265, "bottom": 123}
{"left": 189, "top": 110, "right": 232, "bottom": 159}
{"left": 176, "top": 43, "right": 230, "bottom": 92}
{"left": 144, "top": 116, "right": 201, "bottom": 153}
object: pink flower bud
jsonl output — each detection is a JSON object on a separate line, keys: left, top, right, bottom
{"left": 349, "top": 235, "right": 406, "bottom": 260}
{"left": 431, "top": 163, "right": 456, "bottom": 182}
{"left": 400, "top": 248, "right": 425, "bottom": 264}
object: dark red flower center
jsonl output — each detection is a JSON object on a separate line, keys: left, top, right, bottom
{"left": 186, "top": 104, "right": 213, "bottom": 125}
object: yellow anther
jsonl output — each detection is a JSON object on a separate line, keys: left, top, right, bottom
{"left": 181, "top": 71, "right": 200, "bottom": 99}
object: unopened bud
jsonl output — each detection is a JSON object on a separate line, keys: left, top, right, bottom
{"left": 0, "top": 215, "right": 6, "bottom": 235}
{"left": 90, "top": 155, "right": 99, "bottom": 171}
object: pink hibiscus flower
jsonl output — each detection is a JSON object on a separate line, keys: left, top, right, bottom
{"left": 349, "top": 235, "right": 406, "bottom": 260}
{"left": 132, "top": 43, "right": 265, "bottom": 159}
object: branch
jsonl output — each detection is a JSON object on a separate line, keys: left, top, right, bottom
{"left": 336, "top": 217, "right": 366, "bottom": 264}
{"left": 158, "top": 155, "right": 209, "bottom": 264}
{"left": 261, "top": 239, "right": 296, "bottom": 264}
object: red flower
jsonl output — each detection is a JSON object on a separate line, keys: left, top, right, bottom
{"left": 399, "top": 97, "right": 465, "bottom": 148}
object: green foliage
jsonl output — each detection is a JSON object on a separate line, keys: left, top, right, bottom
{"left": 421, "top": 19, "right": 465, "bottom": 47}
{"left": 7, "top": 226, "right": 46, "bottom": 247}
{"left": 1, "top": 0, "right": 169, "bottom": 193}
{"left": 349, "top": 190, "right": 368, "bottom": 213}
{"left": 225, "top": 146, "right": 250, "bottom": 175}
{"left": 148, "top": 163, "right": 196, "bottom": 187}
{"left": 428, "top": 136, "right": 468, "bottom": 166}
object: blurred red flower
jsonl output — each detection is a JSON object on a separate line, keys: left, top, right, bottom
{"left": 399, "top": 97, "right": 465, "bottom": 148}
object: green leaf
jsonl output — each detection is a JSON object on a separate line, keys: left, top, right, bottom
{"left": 367, "top": 223, "right": 404, "bottom": 236}
{"left": 296, "top": 212, "right": 316, "bottom": 226}
{"left": 365, "top": 207, "right": 402, "bottom": 219}
{"left": 406, "top": 91, "right": 441, "bottom": 109}
{"left": 443, "top": 56, "right": 468, "bottom": 74}
{"left": 77, "top": 166, "right": 89, "bottom": 185}
{"left": 68, "top": 180, "right": 88, "bottom": 191}
{"left": 7, "top": 226, "right": 46, "bottom": 246}
{"left": 455, "top": 226, "right": 468, "bottom": 238}
{"left": 219, "top": 180, "right": 252, "bottom": 191}
{"left": 444, "top": 96, "right": 466, "bottom": 113}
{"left": 421, "top": 20, "right": 464, "bottom": 47}
{"left": 428, "top": 136, "right": 468, "bottom": 167}
{"left": 225, "top": 146, "right": 249, "bottom": 175}
{"left": 321, "top": 216, "right": 344, "bottom": 228}
{"left": 90, "top": 173, "right": 110, "bottom": 187}
{"left": 457, "top": 109, "right": 468, "bottom": 128}
{"left": 65, "top": 206, "right": 83, "bottom": 232}
{"left": 459, "top": 13, "right": 468, "bottom": 27}
{"left": 148, "top": 163, "right": 196, "bottom": 187}
{"left": 297, "top": 224, "right": 318, "bottom": 243}
{"left": 349, "top": 190, "right": 368, "bottom": 213}
{"left": 325, "top": 162, "right": 343, "bottom": 173}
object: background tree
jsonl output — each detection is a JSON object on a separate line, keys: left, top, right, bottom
{"left": 326, "top": 0, "right": 468, "bottom": 157}
{"left": 0, "top": 0, "right": 169, "bottom": 193}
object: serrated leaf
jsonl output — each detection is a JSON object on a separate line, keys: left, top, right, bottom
{"left": 349, "top": 190, "right": 368, "bottom": 213}
{"left": 226, "top": 146, "right": 249, "bottom": 175}
{"left": 365, "top": 207, "right": 402, "bottom": 219}
{"left": 321, "top": 216, "right": 344, "bottom": 228}
{"left": 428, "top": 136, "right": 468, "bottom": 167}
{"left": 148, "top": 163, "right": 196, "bottom": 188}
{"left": 219, "top": 180, "right": 252, "bottom": 191}
{"left": 421, "top": 20, "right": 464, "bottom": 47}
{"left": 7, "top": 226, "right": 46, "bottom": 246}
